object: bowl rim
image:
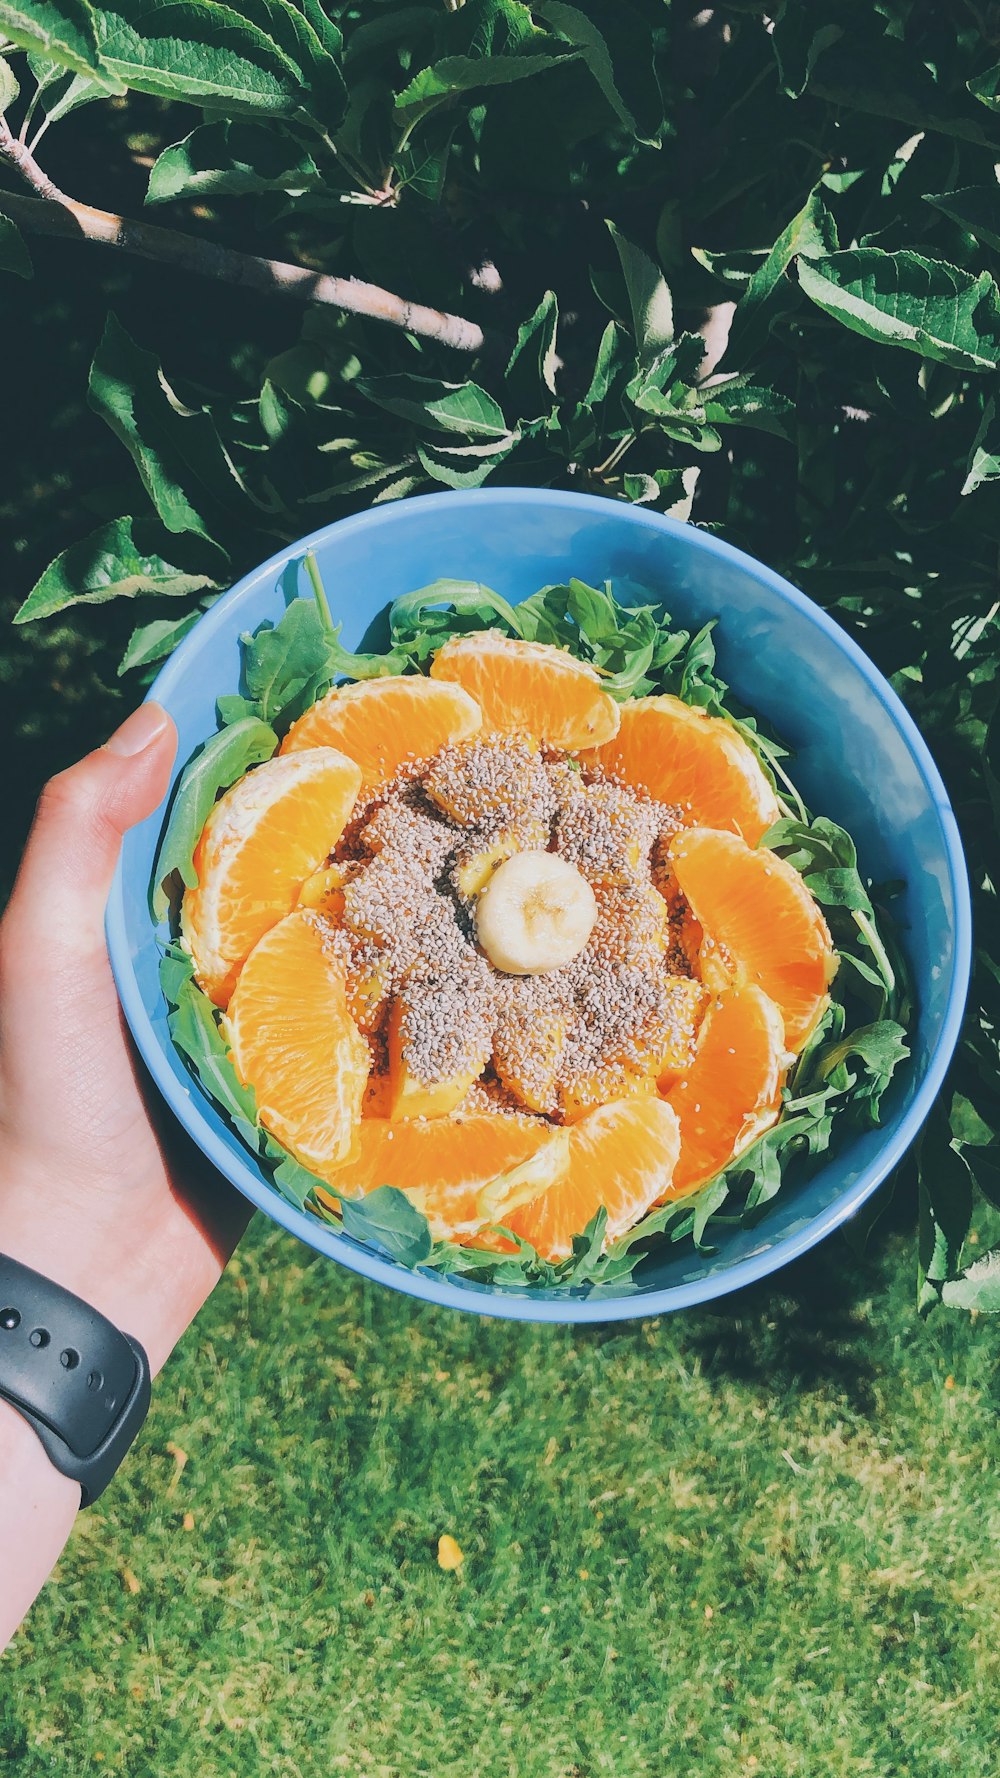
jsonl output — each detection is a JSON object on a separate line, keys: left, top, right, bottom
{"left": 107, "top": 487, "right": 973, "bottom": 1322}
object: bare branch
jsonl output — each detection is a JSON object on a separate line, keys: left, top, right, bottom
{"left": 0, "top": 118, "right": 486, "bottom": 353}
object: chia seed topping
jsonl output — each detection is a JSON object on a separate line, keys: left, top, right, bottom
{"left": 325, "top": 731, "right": 710, "bottom": 1113}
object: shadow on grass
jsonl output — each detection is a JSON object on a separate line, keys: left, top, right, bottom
{"left": 575, "top": 1162, "right": 918, "bottom": 1412}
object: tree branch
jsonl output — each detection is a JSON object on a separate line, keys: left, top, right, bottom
{"left": 0, "top": 119, "right": 486, "bottom": 353}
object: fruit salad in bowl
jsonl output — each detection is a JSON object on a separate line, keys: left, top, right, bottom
{"left": 109, "top": 489, "right": 968, "bottom": 1320}
{"left": 147, "top": 546, "right": 912, "bottom": 1296}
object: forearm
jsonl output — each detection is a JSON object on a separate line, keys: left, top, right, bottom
{"left": 0, "top": 1156, "right": 249, "bottom": 1651}
{"left": 0, "top": 1400, "right": 80, "bottom": 1652}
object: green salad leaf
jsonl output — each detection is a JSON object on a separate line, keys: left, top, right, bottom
{"left": 151, "top": 716, "right": 279, "bottom": 920}
{"left": 155, "top": 561, "right": 914, "bottom": 1296}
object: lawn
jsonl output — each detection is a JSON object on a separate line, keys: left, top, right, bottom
{"left": 4, "top": 1210, "right": 1000, "bottom": 1778}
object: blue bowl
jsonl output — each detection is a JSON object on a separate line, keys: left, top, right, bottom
{"left": 107, "top": 489, "right": 971, "bottom": 1322}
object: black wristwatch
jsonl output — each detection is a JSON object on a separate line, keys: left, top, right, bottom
{"left": 0, "top": 1254, "right": 151, "bottom": 1506}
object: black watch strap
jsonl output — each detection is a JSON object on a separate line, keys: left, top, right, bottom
{"left": 0, "top": 1254, "right": 151, "bottom": 1506}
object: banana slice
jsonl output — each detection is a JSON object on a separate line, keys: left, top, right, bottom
{"left": 476, "top": 851, "right": 597, "bottom": 975}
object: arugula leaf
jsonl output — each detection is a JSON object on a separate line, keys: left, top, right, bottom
{"left": 327, "top": 1185, "right": 434, "bottom": 1266}
{"left": 151, "top": 716, "right": 279, "bottom": 920}
{"left": 162, "top": 949, "right": 260, "bottom": 1148}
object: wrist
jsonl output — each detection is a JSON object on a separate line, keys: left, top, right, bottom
{"left": 0, "top": 1397, "right": 80, "bottom": 1650}
{"left": 0, "top": 1147, "right": 173, "bottom": 1371}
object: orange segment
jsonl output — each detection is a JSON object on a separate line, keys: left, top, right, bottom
{"left": 586, "top": 694, "right": 780, "bottom": 844}
{"left": 318, "top": 1112, "right": 570, "bottom": 1241}
{"left": 670, "top": 827, "right": 837, "bottom": 1051}
{"left": 430, "top": 630, "right": 620, "bottom": 748}
{"left": 662, "top": 985, "right": 786, "bottom": 1199}
{"left": 226, "top": 911, "right": 369, "bottom": 1172}
{"left": 281, "top": 676, "right": 482, "bottom": 788}
{"left": 489, "top": 1098, "right": 681, "bottom": 1262}
{"left": 182, "top": 748, "right": 362, "bottom": 1007}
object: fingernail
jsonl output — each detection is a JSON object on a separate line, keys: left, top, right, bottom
{"left": 105, "top": 702, "right": 170, "bottom": 758}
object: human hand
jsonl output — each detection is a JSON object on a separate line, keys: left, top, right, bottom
{"left": 0, "top": 704, "right": 251, "bottom": 1645}
{"left": 0, "top": 703, "right": 251, "bottom": 1375}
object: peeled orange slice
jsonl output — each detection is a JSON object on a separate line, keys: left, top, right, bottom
{"left": 586, "top": 694, "right": 780, "bottom": 844}
{"left": 662, "top": 984, "right": 786, "bottom": 1199}
{"left": 227, "top": 911, "right": 369, "bottom": 1172}
{"left": 484, "top": 1098, "right": 681, "bottom": 1263}
{"left": 670, "top": 827, "right": 836, "bottom": 1051}
{"left": 281, "top": 676, "right": 482, "bottom": 788}
{"left": 318, "top": 1112, "right": 570, "bottom": 1241}
{"left": 182, "top": 748, "right": 361, "bottom": 1007}
{"left": 430, "top": 631, "right": 620, "bottom": 748}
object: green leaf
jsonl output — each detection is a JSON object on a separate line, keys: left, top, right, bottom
{"left": 796, "top": 251, "right": 1000, "bottom": 374}
{"left": 0, "top": 211, "right": 31, "bottom": 280}
{"left": 13, "top": 517, "right": 218, "bottom": 623}
{"left": 0, "top": 0, "right": 114, "bottom": 82}
{"left": 151, "top": 716, "right": 279, "bottom": 920}
{"left": 24, "top": 54, "right": 106, "bottom": 122}
{"left": 985, "top": 701, "right": 1000, "bottom": 833}
{"left": 505, "top": 289, "right": 559, "bottom": 415}
{"left": 95, "top": 0, "right": 304, "bottom": 117}
{"left": 300, "top": 0, "right": 342, "bottom": 59}
{"left": 0, "top": 52, "right": 19, "bottom": 105}
{"left": 918, "top": 1104, "right": 974, "bottom": 1311}
{"left": 941, "top": 1249, "right": 1000, "bottom": 1314}
{"left": 389, "top": 579, "right": 523, "bottom": 650}
{"left": 357, "top": 374, "right": 509, "bottom": 440}
{"left": 118, "top": 610, "right": 203, "bottom": 675}
{"left": 770, "top": 11, "right": 843, "bottom": 99}
{"left": 534, "top": 0, "right": 659, "bottom": 142}
{"left": 166, "top": 964, "right": 261, "bottom": 1149}
{"left": 923, "top": 186, "right": 1000, "bottom": 255}
{"left": 725, "top": 188, "right": 837, "bottom": 365}
{"left": 240, "top": 598, "right": 335, "bottom": 725}
{"left": 702, "top": 376, "right": 795, "bottom": 440}
{"left": 393, "top": 48, "right": 567, "bottom": 127}
{"left": 146, "top": 120, "right": 320, "bottom": 204}
{"left": 87, "top": 313, "right": 248, "bottom": 543}
{"left": 606, "top": 221, "right": 673, "bottom": 364}
{"left": 962, "top": 397, "right": 1000, "bottom": 495}
{"left": 335, "top": 1186, "right": 434, "bottom": 1266}
{"left": 269, "top": 1148, "right": 325, "bottom": 1212}
{"left": 968, "top": 58, "right": 1000, "bottom": 111}
{"left": 416, "top": 434, "right": 516, "bottom": 488}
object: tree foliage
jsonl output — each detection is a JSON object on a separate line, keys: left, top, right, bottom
{"left": 1, "top": 0, "right": 997, "bottom": 1309}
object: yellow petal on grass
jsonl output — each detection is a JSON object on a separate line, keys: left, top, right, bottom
{"left": 437, "top": 1534, "right": 464, "bottom": 1571}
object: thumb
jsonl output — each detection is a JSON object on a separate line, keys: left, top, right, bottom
{"left": 4, "top": 703, "right": 177, "bottom": 967}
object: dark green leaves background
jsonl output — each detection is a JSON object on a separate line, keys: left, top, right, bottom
{"left": 1, "top": 0, "right": 998, "bottom": 1309}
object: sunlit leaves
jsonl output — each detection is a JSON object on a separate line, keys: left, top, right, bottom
{"left": 14, "top": 516, "right": 218, "bottom": 622}
{"left": 797, "top": 251, "right": 1000, "bottom": 373}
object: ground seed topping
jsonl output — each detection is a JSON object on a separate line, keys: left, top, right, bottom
{"left": 326, "top": 731, "right": 709, "bottom": 1108}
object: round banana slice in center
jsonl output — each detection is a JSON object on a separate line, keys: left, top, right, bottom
{"left": 475, "top": 850, "right": 597, "bottom": 976}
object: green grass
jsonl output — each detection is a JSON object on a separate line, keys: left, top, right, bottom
{"left": 4, "top": 1206, "right": 1000, "bottom": 1778}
